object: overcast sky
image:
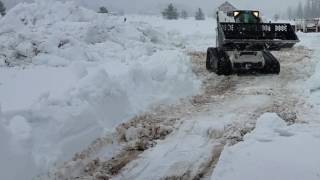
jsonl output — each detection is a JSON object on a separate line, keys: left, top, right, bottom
{"left": 101, "top": 0, "right": 302, "bottom": 15}
{"left": 2, "top": 0, "right": 302, "bottom": 17}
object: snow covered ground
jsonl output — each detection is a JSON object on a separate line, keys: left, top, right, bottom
{"left": 108, "top": 15, "right": 320, "bottom": 180}
{"left": 211, "top": 33, "right": 320, "bottom": 180}
{"left": 0, "top": 1, "right": 202, "bottom": 179}
{"left": 212, "top": 113, "right": 320, "bottom": 180}
{"left": 2, "top": 1, "right": 320, "bottom": 180}
{"left": 50, "top": 33, "right": 320, "bottom": 180}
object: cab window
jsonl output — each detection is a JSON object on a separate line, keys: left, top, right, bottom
{"left": 235, "top": 12, "right": 259, "bottom": 23}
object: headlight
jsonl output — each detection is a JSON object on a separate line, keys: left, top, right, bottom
{"left": 233, "top": 11, "right": 240, "bottom": 17}
{"left": 253, "top": 11, "right": 259, "bottom": 18}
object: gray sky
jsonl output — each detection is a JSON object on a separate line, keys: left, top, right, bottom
{"left": 100, "top": 0, "right": 302, "bottom": 15}
{"left": 2, "top": 0, "right": 302, "bottom": 18}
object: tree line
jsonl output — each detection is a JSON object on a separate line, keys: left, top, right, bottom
{"left": 287, "top": 0, "right": 320, "bottom": 20}
{"left": 162, "top": 3, "right": 205, "bottom": 20}
{"left": 0, "top": 1, "right": 6, "bottom": 16}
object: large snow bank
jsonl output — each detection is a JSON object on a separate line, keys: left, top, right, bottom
{"left": 299, "top": 33, "right": 320, "bottom": 106}
{"left": 0, "top": 1, "right": 200, "bottom": 179}
{"left": 0, "top": 111, "right": 36, "bottom": 180}
{"left": 212, "top": 113, "right": 320, "bottom": 180}
{"left": 127, "top": 15, "right": 216, "bottom": 51}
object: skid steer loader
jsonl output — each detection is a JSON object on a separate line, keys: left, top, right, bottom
{"left": 206, "top": 10, "right": 300, "bottom": 75}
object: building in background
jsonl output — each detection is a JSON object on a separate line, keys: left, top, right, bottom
{"left": 295, "top": 18, "right": 320, "bottom": 33}
{"left": 218, "top": 1, "right": 237, "bottom": 13}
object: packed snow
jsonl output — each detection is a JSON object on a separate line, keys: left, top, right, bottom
{"left": 0, "top": 1, "right": 201, "bottom": 179}
{"left": 305, "top": 33, "right": 320, "bottom": 108}
{"left": 90, "top": 27, "right": 320, "bottom": 180}
{"left": 118, "top": 17, "right": 320, "bottom": 180}
{"left": 114, "top": 94, "right": 272, "bottom": 180}
{"left": 211, "top": 33, "right": 320, "bottom": 180}
{"left": 212, "top": 113, "right": 320, "bottom": 180}
{"left": 2, "top": 1, "right": 320, "bottom": 180}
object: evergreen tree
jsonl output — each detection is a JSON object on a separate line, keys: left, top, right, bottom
{"left": 195, "top": 8, "right": 205, "bottom": 20}
{"left": 98, "top": 6, "right": 108, "bottom": 14}
{"left": 162, "top": 4, "right": 179, "bottom": 20}
{"left": 180, "top": 10, "right": 188, "bottom": 19}
{"left": 0, "top": 1, "right": 6, "bottom": 17}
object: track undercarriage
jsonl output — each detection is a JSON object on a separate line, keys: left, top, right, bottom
{"left": 206, "top": 48, "right": 280, "bottom": 75}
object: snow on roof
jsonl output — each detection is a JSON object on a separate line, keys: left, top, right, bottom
{"left": 276, "top": 19, "right": 296, "bottom": 25}
{"left": 218, "top": 1, "right": 237, "bottom": 13}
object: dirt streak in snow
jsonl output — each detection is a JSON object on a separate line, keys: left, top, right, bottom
{"left": 46, "top": 47, "right": 314, "bottom": 180}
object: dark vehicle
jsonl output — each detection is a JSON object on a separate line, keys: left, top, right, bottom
{"left": 206, "top": 10, "right": 300, "bottom": 75}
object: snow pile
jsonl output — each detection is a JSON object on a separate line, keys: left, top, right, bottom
{"left": 293, "top": 33, "right": 320, "bottom": 112}
{"left": 0, "top": 0, "right": 94, "bottom": 66}
{"left": 300, "top": 33, "right": 320, "bottom": 106}
{"left": 212, "top": 113, "right": 320, "bottom": 180}
{"left": 0, "top": 110, "right": 36, "bottom": 180}
{"left": 0, "top": 1, "right": 173, "bottom": 66}
{"left": 127, "top": 15, "right": 216, "bottom": 51}
{"left": 0, "top": 1, "right": 200, "bottom": 179}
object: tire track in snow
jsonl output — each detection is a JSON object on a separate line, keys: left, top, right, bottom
{"left": 113, "top": 47, "right": 313, "bottom": 180}
{"left": 187, "top": 47, "right": 314, "bottom": 179}
{"left": 47, "top": 47, "right": 314, "bottom": 180}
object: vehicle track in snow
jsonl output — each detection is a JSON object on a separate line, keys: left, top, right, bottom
{"left": 47, "top": 46, "right": 314, "bottom": 180}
